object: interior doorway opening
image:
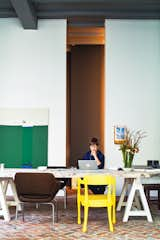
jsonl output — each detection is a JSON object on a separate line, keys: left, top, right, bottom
{"left": 67, "top": 26, "right": 105, "bottom": 167}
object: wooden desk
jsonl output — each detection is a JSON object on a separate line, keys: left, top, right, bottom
{"left": 0, "top": 168, "right": 160, "bottom": 222}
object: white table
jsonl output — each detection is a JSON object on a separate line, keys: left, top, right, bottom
{"left": 0, "top": 168, "right": 160, "bottom": 222}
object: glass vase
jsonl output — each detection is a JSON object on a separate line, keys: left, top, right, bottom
{"left": 122, "top": 150, "right": 134, "bottom": 168}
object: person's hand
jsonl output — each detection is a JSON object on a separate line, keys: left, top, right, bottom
{"left": 91, "top": 150, "right": 97, "bottom": 158}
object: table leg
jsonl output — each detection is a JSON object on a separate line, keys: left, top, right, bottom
{"left": 3, "top": 180, "right": 9, "bottom": 195}
{"left": 117, "top": 179, "right": 129, "bottom": 211}
{"left": 0, "top": 181, "right": 10, "bottom": 221}
{"left": 134, "top": 191, "right": 141, "bottom": 210}
{"left": 8, "top": 179, "right": 21, "bottom": 211}
{"left": 123, "top": 177, "right": 153, "bottom": 222}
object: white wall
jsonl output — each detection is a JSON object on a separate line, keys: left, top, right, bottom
{"left": 0, "top": 19, "right": 66, "bottom": 166}
{"left": 105, "top": 20, "right": 160, "bottom": 194}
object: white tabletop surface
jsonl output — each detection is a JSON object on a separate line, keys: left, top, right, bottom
{"left": 0, "top": 168, "right": 160, "bottom": 179}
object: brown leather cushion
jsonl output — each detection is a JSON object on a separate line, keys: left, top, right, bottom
{"left": 19, "top": 194, "right": 53, "bottom": 203}
{"left": 15, "top": 173, "right": 60, "bottom": 203}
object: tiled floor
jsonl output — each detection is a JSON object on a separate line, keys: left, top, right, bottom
{"left": 0, "top": 191, "right": 160, "bottom": 240}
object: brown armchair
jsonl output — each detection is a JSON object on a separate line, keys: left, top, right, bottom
{"left": 47, "top": 166, "right": 69, "bottom": 209}
{"left": 15, "top": 172, "right": 60, "bottom": 228}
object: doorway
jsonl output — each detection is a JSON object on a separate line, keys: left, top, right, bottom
{"left": 67, "top": 27, "right": 105, "bottom": 167}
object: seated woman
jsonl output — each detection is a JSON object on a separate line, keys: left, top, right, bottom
{"left": 82, "top": 137, "right": 105, "bottom": 194}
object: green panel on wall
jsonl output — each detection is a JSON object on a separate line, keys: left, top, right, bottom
{"left": 32, "top": 126, "right": 48, "bottom": 168}
{"left": 0, "top": 125, "right": 48, "bottom": 168}
{"left": 0, "top": 126, "right": 22, "bottom": 167}
{"left": 22, "top": 127, "right": 33, "bottom": 166}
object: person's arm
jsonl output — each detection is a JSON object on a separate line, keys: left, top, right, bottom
{"left": 91, "top": 151, "right": 105, "bottom": 169}
{"left": 97, "top": 155, "right": 104, "bottom": 169}
{"left": 92, "top": 153, "right": 101, "bottom": 166}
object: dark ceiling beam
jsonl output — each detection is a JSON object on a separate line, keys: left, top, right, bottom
{"left": 10, "top": 0, "right": 37, "bottom": 29}
{"left": 35, "top": 1, "right": 160, "bottom": 10}
{"left": 0, "top": 9, "right": 16, "bottom": 17}
{"left": 34, "top": 0, "right": 159, "bottom": 3}
{"left": 34, "top": 0, "right": 114, "bottom": 2}
{"left": 0, "top": 0, "right": 159, "bottom": 27}
{"left": 37, "top": 10, "right": 160, "bottom": 19}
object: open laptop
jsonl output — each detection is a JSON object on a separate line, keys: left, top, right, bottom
{"left": 78, "top": 160, "right": 98, "bottom": 170}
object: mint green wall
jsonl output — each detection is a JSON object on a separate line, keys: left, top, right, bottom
{"left": 0, "top": 126, "right": 48, "bottom": 168}
{"left": 105, "top": 20, "right": 160, "bottom": 193}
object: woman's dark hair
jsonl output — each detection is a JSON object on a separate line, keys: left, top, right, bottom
{"left": 90, "top": 137, "right": 99, "bottom": 146}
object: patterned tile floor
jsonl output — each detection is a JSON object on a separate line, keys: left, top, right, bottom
{"left": 0, "top": 190, "right": 160, "bottom": 240}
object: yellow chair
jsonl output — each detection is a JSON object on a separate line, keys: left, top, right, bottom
{"left": 77, "top": 175, "right": 116, "bottom": 232}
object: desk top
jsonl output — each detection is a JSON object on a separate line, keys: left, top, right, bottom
{"left": 0, "top": 168, "right": 160, "bottom": 179}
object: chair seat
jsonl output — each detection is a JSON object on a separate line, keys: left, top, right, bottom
{"left": 19, "top": 194, "right": 53, "bottom": 203}
{"left": 80, "top": 194, "right": 113, "bottom": 207}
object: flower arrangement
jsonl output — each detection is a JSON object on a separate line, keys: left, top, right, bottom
{"left": 119, "top": 128, "right": 146, "bottom": 168}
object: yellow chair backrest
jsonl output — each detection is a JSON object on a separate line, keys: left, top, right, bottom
{"left": 78, "top": 174, "right": 115, "bottom": 196}
{"left": 82, "top": 174, "right": 113, "bottom": 185}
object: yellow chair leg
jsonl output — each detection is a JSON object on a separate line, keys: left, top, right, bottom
{"left": 112, "top": 205, "right": 116, "bottom": 224}
{"left": 107, "top": 206, "right": 113, "bottom": 232}
{"left": 77, "top": 201, "right": 81, "bottom": 224}
{"left": 82, "top": 206, "right": 88, "bottom": 232}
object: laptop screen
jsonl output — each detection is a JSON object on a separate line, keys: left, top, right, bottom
{"left": 78, "top": 160, "right": 98, "bottom": 170}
